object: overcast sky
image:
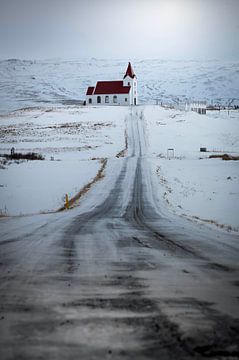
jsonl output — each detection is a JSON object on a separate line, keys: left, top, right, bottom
{"left": 0, "top": 0, "right": 239, "bottom": 60}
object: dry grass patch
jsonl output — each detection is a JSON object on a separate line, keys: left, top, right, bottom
{"left": 58, "top": 158, "right": 107, "bottom": 211}
{"left": 116, "top": 129, "right": 128, "bottom": 158}
{"left": 209, "top": 154, "right": 239, "bottom": 161}
{"left": 1, "top": 152, "right": 44, "bottom": 161}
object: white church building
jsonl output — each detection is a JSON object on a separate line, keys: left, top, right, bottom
{"left": 86, "top": 62, "right": 138, "bottom": 106}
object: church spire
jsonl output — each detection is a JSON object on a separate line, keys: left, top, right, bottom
{"left": 123, "top": 62, "right": 136, "bottom": 79}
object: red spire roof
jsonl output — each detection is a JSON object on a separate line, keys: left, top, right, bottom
{"left": 123, "top": 62, "right": 136, "bottom": 79}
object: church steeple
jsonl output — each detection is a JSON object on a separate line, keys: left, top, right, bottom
{"left": 123, "top": 62, "right": 138, "bottom": 105}
{"left": 123, "top": 62, "right": 136, "bottom": 79}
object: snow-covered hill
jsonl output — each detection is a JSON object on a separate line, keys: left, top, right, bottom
{"left": 0, "top": 58, "right": 239, "bottom": 114}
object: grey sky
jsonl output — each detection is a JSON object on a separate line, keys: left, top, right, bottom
{"left": 0, "top": 0, "right": 239, "bottom": 60}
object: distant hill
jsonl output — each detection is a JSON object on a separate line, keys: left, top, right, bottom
{"left": 0, "top": 58, "right": 238, "bottom": 114}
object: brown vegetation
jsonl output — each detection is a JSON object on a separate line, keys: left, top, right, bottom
{"left": 209, "top": 153, "right": 239, "bottom": 161}
{"left": 1, "top": 152, "right": 44, "bottom": 161}
{"left": 58, "top": 158, "right": 107, "bottom": 211}
{"left": 116, "top": 129, "right": 128, "bottom": 158}
{"left": 191, "top": 215, "right": 237, "bottom": 232}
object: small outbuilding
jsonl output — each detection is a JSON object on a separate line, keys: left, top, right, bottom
{"left": 186, "top": 101, "right": 207, "bottom": 114}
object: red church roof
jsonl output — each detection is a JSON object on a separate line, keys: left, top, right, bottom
{"left": 123, "top": 62, "right": 136, "bottom": 79}
{"left": 86, "top": 63, "right": 136, "bottom": 96}
{"left": 86, "top": 86, "right": 94, "bottom": 95}
{"left": 94, "top": 81, "right": 130, "bottom": 95}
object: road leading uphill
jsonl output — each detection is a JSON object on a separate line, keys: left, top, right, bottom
{"left": 0, "top": 108, "right": 239, "bottom": 359}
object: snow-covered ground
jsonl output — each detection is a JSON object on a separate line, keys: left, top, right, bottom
{"left": 1, "top": 104, "right": 238, "bottom": 231}
{"left": 0, "top": 58, "right": 238, "bottom": 114}
{"left": 0, "top": 160, "right": 99, "bottom": 216}
{"left": 145, "top": 106, "right": 239, "bottom": 232}
{"left": 0, "top": 57, "right": 238, "bottom": 231}
{"left": 0, "top": 106, "right": 127, "bottom": 215}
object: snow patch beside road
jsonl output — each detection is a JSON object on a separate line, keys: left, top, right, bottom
{"left": 0, "top": 160, "right": 100, "bottom": 216}
{"left": 151, "top": 158, "right": 239, "bottom": 231}
{"left": 145, "top": 106, "right": 239, "bottom": 232}
{"left": 0, "top": 106, "right": 127, "bottom": 216}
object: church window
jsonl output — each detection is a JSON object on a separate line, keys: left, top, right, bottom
{"left": 128, "top": 82, "right": 130, "bottom": 86}
{"left": 97, "top": 96, "right": 101, "bottom": 104}
{"left": 125, "top": 98, "right": 127, "bottom": 102}
{"left": 113, "top": 95, "right": 117, "bottom": 103}
{"left": 105, "top": 96, "right": 109, "bottom": 103}
{"left": 89, "top": 98, "right": 92, "bottom": 104}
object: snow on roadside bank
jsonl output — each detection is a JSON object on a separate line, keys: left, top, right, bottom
{"left": 0, "top": 160, "right": 100, "bottom": 216}
{"left": 0, "top": 106, "right": 127, "bottom": 216}
{"left": 145, "top": 106, "right": 239, "bottom": 232}
{"left": 151, "top": 158, "right": 239, "bottom": 232}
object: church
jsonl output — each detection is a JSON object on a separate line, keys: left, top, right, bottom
{"left": 86, "top": 62, "right": 138, "bottom": 106}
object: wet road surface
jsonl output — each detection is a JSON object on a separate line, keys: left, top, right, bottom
{"left": 0, "top": 108, "right": 239, "bottom": 359}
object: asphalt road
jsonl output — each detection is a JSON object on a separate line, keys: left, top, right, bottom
{"left": 0, "top": 108, "right": 239, "bottom": 359}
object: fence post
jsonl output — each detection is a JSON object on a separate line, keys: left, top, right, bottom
{"left": 65, "top": 194, "right": 69, "bottom": 209}
{"left": 167, "top": 148, "right": 175, "bottom": 159}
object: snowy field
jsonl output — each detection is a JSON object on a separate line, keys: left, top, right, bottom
{"left": 145, "top": 106, "right": 239, "bottom": 232}
{"left": 1, "top": 104, "right": 238, "bottom": 231}
{"left": 0, "top": 58, "right": 238, "bottom": 231}
{"left": 0, "top": 58, "right": 239, "bottom": 114}
{"left": 0, "top": 106, "right": 127, "bottom": 215}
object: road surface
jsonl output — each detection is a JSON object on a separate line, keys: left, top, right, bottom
{"left": 0, "top": 108, "right": 239, "bottom": 359}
